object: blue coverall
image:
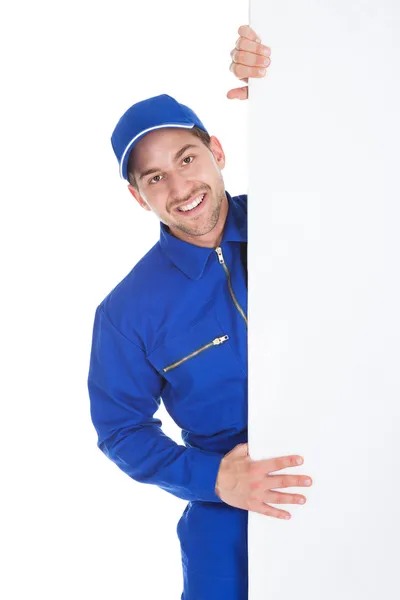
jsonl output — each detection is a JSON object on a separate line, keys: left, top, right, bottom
{"left": 87, "top": 190, "right": 248, "bottom": 599}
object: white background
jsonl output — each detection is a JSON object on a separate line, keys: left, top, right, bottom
{"left": 2, "top": 2, "right": 250, "bottom": 598}
{"left": 248, "top": 1, "right": 400, "bottom": 599}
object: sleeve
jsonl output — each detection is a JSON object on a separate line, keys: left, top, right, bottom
{"left": 87, "top": 304, "right": 225, "bottom": 503}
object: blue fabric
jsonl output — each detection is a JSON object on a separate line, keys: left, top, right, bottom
{"left": 177, "top": 502, "right": 248, "bottom": 599}
{"left": 110, "top": 94, "right": 209, "bottom": 181}
{"left": 87, "top": 190, "right": 248, "bottom": 597}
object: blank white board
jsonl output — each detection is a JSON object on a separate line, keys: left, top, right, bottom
{"left": 247, "top": 2, "right": 400, "bottom": 598}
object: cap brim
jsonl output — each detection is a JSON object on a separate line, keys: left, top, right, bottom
{"left": 119, "top": 123, "right": 195, "bottom": 181}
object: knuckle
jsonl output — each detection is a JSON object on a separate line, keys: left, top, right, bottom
{"left": 249, "top": 479, "right": 261, "bottom": 491}
{"left": 283, "top": 458, "right": 291, "bottom": 468}
{"left": 269, "top": 476, "right": 280, "bottom": 490}
{"left": 279, "top": 457, "right": 289, "bottom": 469}
{"left": 242, "top": 38, "right": 253, "bottom": 52}
{"left": 255, "top": 53, "right": 265, "bottom": 66}
{"left": 249, "top": 461, "right": 257, "bottom": 473}
{"left": 236, "top": 65, "right": 246, "bottom": 77}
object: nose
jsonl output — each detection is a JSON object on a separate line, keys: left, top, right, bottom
{"left": 167, "top": 171, "right": 196, "bottom": 204}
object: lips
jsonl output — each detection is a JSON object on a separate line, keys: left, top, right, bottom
{"left": 176, "top": 192, "right": 207, "bottom": 211}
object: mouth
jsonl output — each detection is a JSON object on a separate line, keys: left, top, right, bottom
{"left": 175, "top": 192, "right": 207, "bottom": 215}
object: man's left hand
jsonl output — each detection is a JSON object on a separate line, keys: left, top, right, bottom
{"left": 227, "top": 24, "right": 271, "bottom": 100}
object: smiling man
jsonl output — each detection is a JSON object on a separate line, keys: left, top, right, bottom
{"left": 126, "top": 126, "right": 229, "bottom": 247}
{"left": 87, "top": 25, "right": 273, "bottom": 600}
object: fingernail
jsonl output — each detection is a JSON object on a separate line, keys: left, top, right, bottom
{"left": 258, "top": 68, "right": 266, "bottom": 75}
{"left": 296, "top": 458, "right": 303, "bottom": 465}
{"left": 256, "top": 37, "right": 261, "bottom": 42}
{"left": 304, "top": 479, "right": 312, "bottom": 485}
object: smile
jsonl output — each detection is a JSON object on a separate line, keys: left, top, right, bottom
{"left": 177, "top": 193, "right": 206, "bottom": 213}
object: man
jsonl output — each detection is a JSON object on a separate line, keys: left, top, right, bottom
{"left": 87, "top": 24, "right": 311, "bottom": 600}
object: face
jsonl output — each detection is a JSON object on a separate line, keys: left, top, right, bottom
{"left": 127, "top": 127, "right": 228, "bottom": 247}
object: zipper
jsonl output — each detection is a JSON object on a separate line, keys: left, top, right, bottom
{"left": 163, "top": 335, "right": 229, "bottom": 373}
{"left": 215, "top": 246, "right": 248, "bottom": 327}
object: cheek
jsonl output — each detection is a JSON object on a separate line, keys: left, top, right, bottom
{"left": 157, "top": 199, "right": 171, "bottom": 216}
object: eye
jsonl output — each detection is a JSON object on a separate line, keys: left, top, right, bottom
{"left": 149, "top": 174, "right": 162, "bottom": 184}
{"left": 148, "top": 156, "right": 195, "bottom": 184}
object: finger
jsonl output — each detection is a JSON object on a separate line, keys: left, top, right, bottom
{"left": 266, "top": 474, "right": 313, "bottom": 489}
{"left": 250, "top": 499, "right": 292, "bottom": 520}
{"left": 226, "top": 86, "right": 249, "bottom": 100}
{"left": 265, "top": 491, "right": 307, "bottom": 505}
{"left": 231, "top": 48, "right": 271, "bottom": 69}
{"left": 238, "top": 24, "right": 262, "bottom": 43}
{"left": 234, "top": 37, "right": 271, "bottom": 57}
{"left": 229, "top": 61, "right": 267, "bottom": 80}
{"left": 257, "top": 455, "right": 304, "bottom": 474}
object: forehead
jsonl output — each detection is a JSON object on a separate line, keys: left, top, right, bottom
{"left": 130, "top": 127, "right": 198, "bottom": 167}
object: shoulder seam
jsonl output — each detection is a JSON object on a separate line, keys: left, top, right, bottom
{"left": 99, "top": 305, "right": 145, "bottom": 353}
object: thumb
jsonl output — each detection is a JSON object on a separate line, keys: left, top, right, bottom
{"left": 237, "top": 442, "right": 249, "bottom": 455}
{"left": 226, "top": 86, "right": 248, "bottom": 100}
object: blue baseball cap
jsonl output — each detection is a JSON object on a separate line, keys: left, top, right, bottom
{"left": 110, "top": 94, "right": 209, "bottom": 182}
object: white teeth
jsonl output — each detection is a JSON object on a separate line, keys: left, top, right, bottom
{"left": 178, "top": 193, "right": 205, "bottom": 212}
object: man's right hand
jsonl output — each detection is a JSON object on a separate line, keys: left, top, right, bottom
{"left": 215, "top": 443, "right": 312, "bottom": 520}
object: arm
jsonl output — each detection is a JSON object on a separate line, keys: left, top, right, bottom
{"left": 87, "top": 305, "right": 225, "bottom": 503}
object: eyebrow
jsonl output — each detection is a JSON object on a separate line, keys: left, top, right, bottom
{"left": 138, "top": 143, "right": 199, "bottom": 181}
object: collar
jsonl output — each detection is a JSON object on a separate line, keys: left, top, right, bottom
{"left": 159, "top": 190, "right": 247, "bottom": 280}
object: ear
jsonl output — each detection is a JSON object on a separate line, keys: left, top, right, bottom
{"left": 127, "top": 185, "right": 151, "bottom": 212}
{"left": 209, "top": 135, "right": 226, "bottom": 170}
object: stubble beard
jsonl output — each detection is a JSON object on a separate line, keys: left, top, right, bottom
{"left": 172, "top": 189, "right": 224, "bottom": 237}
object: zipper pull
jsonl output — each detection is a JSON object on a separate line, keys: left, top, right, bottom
{"left": 213, "top": 335, "right": 229, "bottom": 345}
{"left": 215, "top": 246, "right": 224, "bottom": 264}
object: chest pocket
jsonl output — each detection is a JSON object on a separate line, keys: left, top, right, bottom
{"left": 162, "top": 333, "right": 229, "bottom": 372}
{"left": 147, "top": 315, "right": 247, "bottom": 436}
{"left": 147, "top": 315, "right": 243, "bottom": 389}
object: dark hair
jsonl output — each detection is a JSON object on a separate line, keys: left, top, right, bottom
{"left": 126, "top": 126, "right": 212, "bottom": 190}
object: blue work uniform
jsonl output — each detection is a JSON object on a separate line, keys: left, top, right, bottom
{"left": 87, "top": 190, "right": 248, "bottom": 599}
